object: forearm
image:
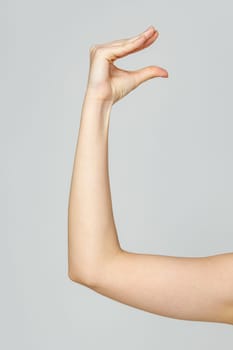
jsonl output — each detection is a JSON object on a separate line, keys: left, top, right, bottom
{"left": 68, "top": 92, "right": 122, "bottom": 283}
{"left": 67, "top": 27, "right": 233, "bottom": 326}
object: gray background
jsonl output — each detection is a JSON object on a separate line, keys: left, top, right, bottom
{"left": 1, "top": 0, "right": 233, "bottom": 348}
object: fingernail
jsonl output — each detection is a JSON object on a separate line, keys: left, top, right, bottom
{"left": 158, "top": 70, "right": 168, "bottom": 78}
{"left": 144, "top": 25, "right": 153, "bottom": 32}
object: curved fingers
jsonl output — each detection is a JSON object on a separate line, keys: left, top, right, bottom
{"left": 90, "top": 26, "right": 158, "bottom": 62}
{"left": 105, "top": 26, "right": 156, "bottom": 47}
{"left": 104, "top": 29, "right": 159, "bottom": 62}
{"left": 129, "top": 30, "right": 159, "bottom": 55}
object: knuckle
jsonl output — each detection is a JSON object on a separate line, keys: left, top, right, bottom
{"left": 89, "top": 44, "right": 97, "bottom": 54}
{"left": 89, "top": 44, "right": 102, "bottom": 56}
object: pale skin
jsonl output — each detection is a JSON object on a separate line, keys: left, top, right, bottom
{"left": 67, "top": 25, "right": 233, "bottom": 325}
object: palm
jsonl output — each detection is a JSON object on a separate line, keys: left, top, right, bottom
{"left": 109, "top": 63, "right": 138, "bottom": 102}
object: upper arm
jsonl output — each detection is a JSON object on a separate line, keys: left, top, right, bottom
{"left": 93, "top": 251, "right": 233, "bottom": 325}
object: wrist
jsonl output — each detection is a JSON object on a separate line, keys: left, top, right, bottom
{"left": 81, "top": 90, "right": 113, "bottom": 131}
{"left": 84, "top": 88, "right": 114, "bottom": 107}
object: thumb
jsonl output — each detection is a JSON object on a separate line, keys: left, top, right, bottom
{"left": 130, "top": 65, "right": 168, "bottom": 87}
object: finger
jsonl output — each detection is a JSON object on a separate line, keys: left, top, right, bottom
{"left": 127, "top": 30, "right": 159, "bottom": 55}
{"left": 128, "top": 25, "right": 156, "bottom": 43}
{"left": 104, "top": 27, "right": 158, "bottom": 62}
{"left": 105, "top": 26, "right": 156, "bottom": 47}
{"left": 130, "top": 65, "right": 169, "bottom": 88}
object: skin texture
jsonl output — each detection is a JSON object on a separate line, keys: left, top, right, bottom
{"left": 67, "top": 25, "right": 233, "bottom": 325}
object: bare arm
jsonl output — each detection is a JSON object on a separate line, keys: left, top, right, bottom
{"left": 67, "top": 26, "right": 233, "bottom": 325}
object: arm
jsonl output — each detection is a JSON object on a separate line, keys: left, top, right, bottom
{"left": 67, "top": 26, "right": 233, "bottom": 325}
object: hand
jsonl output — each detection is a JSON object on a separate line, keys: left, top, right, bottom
{"left": 85, "top": 25, "right": 169, "bottom": 105}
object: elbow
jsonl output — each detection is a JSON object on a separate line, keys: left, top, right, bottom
{"left": 68, "top": 262, "right": 99, "bottom": 289}
{"left": 68, "top": 268, "right": 81, "bottom": 283}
